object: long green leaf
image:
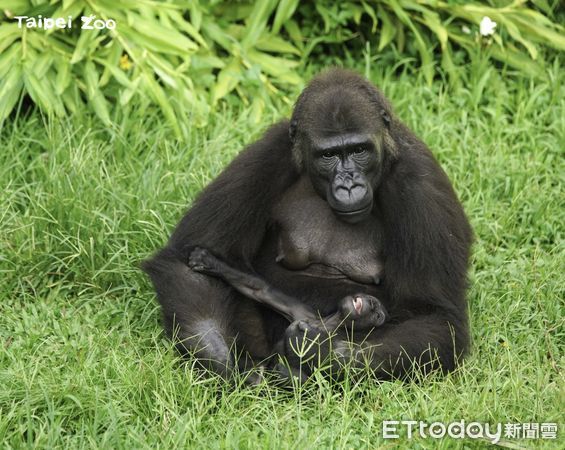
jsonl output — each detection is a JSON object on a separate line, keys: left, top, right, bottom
{"left": 242, "top": 0, "right": 277, "bottom": 51}
{"left": 60, "top": 83, "right": 80, "bottom": 114}
{"left": 377, "top": 7, "right": 396, "bottom": 51}
{"left": 0, "top": 23, "right": 20, "bottom": 54}
{"left": 99, "top": 42, "right": 122, "bottom": 87}
{"left": 201, "top": 20, "right": 233, "bottom": 51}
{"left": 212, "top": 58, "right": 242, "bottom": 103}
{"left": 70, "top": 28, "right": 99, "bottom": 64}
{"left": 247, "top": 50, "right": 301, "bottom": 83}
{"left": 272, "top": 0, "right": 299, "bottom": 34}
{"left": 283, "top": 20, "right": 304, "bottom": 51}
{"left": 119, "top": 77, "right": 141, "bottom": 106}
{"left": 55, "top": 57, "right": 72, "bottom": 95}
{"left": 0, "top": 0, "right": 29, "bottom": 13}
{"left": 361, "top": 1, "right": 378, "bottom": 33}
{"left": 83, "top": 60, "right": 111, "bottom": 125}
{"left": 0, "top": 64, "right": 23, "bottom": 121}
{"left": 388, "top": 0, "right": 434, "bottom": 84}
{"left": 256, "top": 33, "right": 300, "bottom": 55}
{"left": 23, "top": 70, "right": 65, "bottom": 116}
{"left": 512, "top": 15, "right": 565, "bottom": 51}
{"left": 167, "top": 9, "right": 208, "bottom": 48}
{"left": 142, "top": 73, "right": 181, "bottom": 137}
{"left": 124, "top": 13, "right": 198, "bottom": 55}
{"left": 0, "top": 41, "right": 21, "bottom": 79}
{"left": 502, "top": 18, "right": 538, "bottom": 60}
{"left": 96, "top": 58, "right": 135, "bottom": 89}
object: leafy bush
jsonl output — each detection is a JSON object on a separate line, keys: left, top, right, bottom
{"left": 0, "top": 0, "right": 563, "bottom": 136}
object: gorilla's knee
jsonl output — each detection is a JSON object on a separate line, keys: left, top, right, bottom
{"left": 176, "top": 319, "right": 234, "bottom": 378}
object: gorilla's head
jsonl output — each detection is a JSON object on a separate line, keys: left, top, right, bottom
{"left": 338, "top": 294, "right": 389, "bottom": 329}
{"left": 290, "top": 69, "right": 397, "bottom": 223}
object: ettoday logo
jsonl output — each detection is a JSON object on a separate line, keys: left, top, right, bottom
{"left": 382, "top": 420, "right": 558, "bottom": 444}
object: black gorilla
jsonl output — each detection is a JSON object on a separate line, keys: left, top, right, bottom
{"left": 187, "top": 246, "right": 389, "bottom": 331}
{"left": 143, "top": 68, "right": 473, "bottom": 381}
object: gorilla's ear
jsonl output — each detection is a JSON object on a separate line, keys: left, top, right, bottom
{"left": 381, "top": 109, "right": 391, "bottom": 127}
{"left": 289, "top": 119, "right": 297, "bottom": 143}
{"left": 362, "top": 84, "right": 393, "bottom": 127}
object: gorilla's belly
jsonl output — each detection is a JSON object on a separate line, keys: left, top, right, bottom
{"left": 272, "top": 176, "right": 383, "bottom": 285}
{"left": 254, "top": 232, "right": 385, "bottom": 317}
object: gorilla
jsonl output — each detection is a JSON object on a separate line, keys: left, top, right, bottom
{"left": 142, "top": 68, "right": 473, "bottom": 382}
{"left": 187, "top": 246, "right": 389, "bottom": 331}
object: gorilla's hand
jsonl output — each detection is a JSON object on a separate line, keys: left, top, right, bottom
{"left": 277, "top": 319, "right": 350, "bottom": 382}
{"left": 284, "top": 320, "right": 326, "bottom": 358}
{"left": 188, "top": 247, "right": 222, "bottom": 276}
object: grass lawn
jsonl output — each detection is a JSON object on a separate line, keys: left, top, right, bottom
{"left": 1, "top": 63, "right": 563, "bottom": 449}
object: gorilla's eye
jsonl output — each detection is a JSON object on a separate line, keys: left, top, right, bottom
{"left": 322, "top": 151, "right": 336, "bottom": 159}
{"left": 353, "top": 147, "right": 366, "bottom": 155}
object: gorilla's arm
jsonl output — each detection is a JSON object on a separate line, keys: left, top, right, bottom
{"left": 380, "top": 124, "right": 472, "bottom": 312}
{"left": 356, "top": 312, "right": 466, "bottom": 378}
{"left": 142, "top": 122, "right": 299, "bottom": 376}
{"left": 371, "top": 131, "right": 472, "bottom": 376}
{"left": 168, "top": 121, "right": 299, "bottom": 263}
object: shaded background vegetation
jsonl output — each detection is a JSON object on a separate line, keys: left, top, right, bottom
{"left": 0, "top": 0, "right": 564, "bottom": 135}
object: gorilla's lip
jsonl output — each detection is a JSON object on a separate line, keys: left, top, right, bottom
{"left": 333, "top": 201, "right": 373, "bottom": 217}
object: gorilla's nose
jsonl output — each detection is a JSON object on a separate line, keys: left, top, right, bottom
{"left": 334, "top": 183, "right": 368, "bottom": 203}
{"left": 342, "top": 177, "right": 355, "bottom": 189}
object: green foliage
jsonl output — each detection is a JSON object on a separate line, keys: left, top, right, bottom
{"left": 0, "top": 0, "right": 563, "bottom": 136}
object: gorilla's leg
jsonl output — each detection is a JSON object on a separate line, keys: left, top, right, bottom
{"left": 281, "top": 310, "right": 467, "bottom": 380}
{"left": 361, "top": 313, "right": 468, "bottom": 378}
{"left": 142, "top": 248, "right": 236, "bottom": 377}
{"left": 188, "top": 247, "right": 317, "bottom": 323}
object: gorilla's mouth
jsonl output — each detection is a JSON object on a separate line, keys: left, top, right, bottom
{"left": 333, "top": 201, "right": 373, "bottom": 222}
{"left": 352, "top": 296, "right": 363, "bottom": 315}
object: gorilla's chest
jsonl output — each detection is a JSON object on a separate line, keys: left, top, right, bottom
{"left": 272, "top": 177, "right": 383, "bottom": 285}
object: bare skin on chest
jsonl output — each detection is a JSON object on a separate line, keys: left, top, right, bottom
{"left": 273, "top": 176, "right": 383, "bottom": 285}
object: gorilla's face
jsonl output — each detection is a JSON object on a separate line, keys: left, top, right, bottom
{"left": 339, "top": 294, "right": 388, "bottom": 328}
{"left": 290, "top": 73, "right": 392, "bottom": 224}
{"left": 307, "top": 131, "right": 382, "bottom": 224}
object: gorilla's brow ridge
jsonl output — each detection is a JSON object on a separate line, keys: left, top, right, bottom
{"left": 314, "top": 133, "right": 373, "bottom": 150}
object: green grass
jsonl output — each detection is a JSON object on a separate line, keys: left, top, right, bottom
{"left": 1, "top": 62, "right": 563, "bottom": 449}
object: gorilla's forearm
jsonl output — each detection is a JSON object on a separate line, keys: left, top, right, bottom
{"left": 348, "top": 313, "right": 468, "bottom": 378}
{"left": 280, "top": 309, "right": 467, "bottom": 380}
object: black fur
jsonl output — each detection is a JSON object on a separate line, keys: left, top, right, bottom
{"left": 143, "top": 68, "right": 473, "bottom": 381}
{"left": 187, "top": 246, "right": 388, "bottom": 331}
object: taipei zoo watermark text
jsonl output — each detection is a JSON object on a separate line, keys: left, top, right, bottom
{"left": 14, "top": 15, "right": 115, "bottom": 30}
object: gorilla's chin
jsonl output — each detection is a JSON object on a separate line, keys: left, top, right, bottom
{"left": 332, "top": 200, "right": 373, "bottom": 224}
